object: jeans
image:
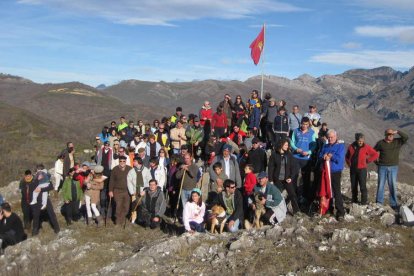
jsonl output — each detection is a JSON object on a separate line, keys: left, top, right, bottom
{"left": 225, "top": 216, "right": 240, "bottom": 232}
{"left": 189, "top": 221, "right": 205, "bottom": 232}
{"left": 181, "top": 189, "right": 192, "bottom": 207}
{"left": 376, "top": 165, "right": 398, "bottom": 207}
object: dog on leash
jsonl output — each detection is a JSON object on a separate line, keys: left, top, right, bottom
{"left": 254, "top": 192, "right": 266, "bottom": 228}
{"left": 209, "top": 205, "right": 227, "bottom": 234}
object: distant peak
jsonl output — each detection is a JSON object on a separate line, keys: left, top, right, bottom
{"left": 96, "top": 84, "right": 107, "bottom": 90}
{"left": 296, "top": 74, "right": 315, "bottom": 81}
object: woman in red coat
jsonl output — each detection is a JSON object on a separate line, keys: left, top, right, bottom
{"left": 345, "top": 133, "right": 379, "bottom": 205}
{"left": 199, "top": 101, "right": 213, "bottom": 127}
{"left": 211, "top": 106, "right": 228, "bottom": 139}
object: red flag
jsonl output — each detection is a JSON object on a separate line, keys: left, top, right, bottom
{"left": 249, "top": 26, "right": 265, "bottom": 65}
{"left": 319, "top": 160, "right": 332, "bottom": 215}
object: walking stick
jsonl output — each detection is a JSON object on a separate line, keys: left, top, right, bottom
{"left": 173, "top": 170, "right": 186, "bottom": 223}
{"left": 105, "top": 197, "right": 112, "bottom": 228}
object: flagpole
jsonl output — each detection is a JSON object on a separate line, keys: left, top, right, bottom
{"left": 260, "top": 23, "right": 265, "bottom": 100}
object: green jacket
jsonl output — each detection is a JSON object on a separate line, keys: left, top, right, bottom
{"left": 61, "top": 177, "right": 83, "bottom": 201}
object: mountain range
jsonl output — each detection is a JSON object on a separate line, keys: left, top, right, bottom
{"left": 0, "top": 66, "right": 413, "bottom": 184}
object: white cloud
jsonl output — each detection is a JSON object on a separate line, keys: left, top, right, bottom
{"left": 18, "top": 0, "right": 306, "bottom": 26}
{"left": 356, "top": 25, "right": 414, "bottom": 43}
{"left": 342, "top": 42, "right": 362, "bottom": 49}
{"left": 355, "top": 0, "right": 414, "bottom": 11}
{"left": 310, "top": 50, "right": 414, "bottom": 69}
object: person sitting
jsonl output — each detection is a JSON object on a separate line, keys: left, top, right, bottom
{"left": 137, "top": 179, "right": 166, "bottom": 229}
{"left": 0, "top": 202, "right": 26, "bottom": 254}
{"left": 249, "top": 172, "right": 287, "bottom": 225}
{"left": 183, "top": 188, "right": 206, "bottom": 233}
{"left": 217, "top": 179, "right": 244, "bottom": 233}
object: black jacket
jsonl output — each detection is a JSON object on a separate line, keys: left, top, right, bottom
{"left": 273, "top": 114, "right": 289, "bottom": 133}
{"left": 218, "top": 189, "right": 244, "bottom": 222}
{"left": 247, "top": 147, "right": 267, "bottom": 173}
{"left": 0, "top": 213, "right": 26, "bottom": 243}
{"left": 268, "top": 150, "right": 296, "bottom": 184}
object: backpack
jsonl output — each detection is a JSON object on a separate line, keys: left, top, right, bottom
{"left": 400, "top": 205, "right": 414, "bottom": 226}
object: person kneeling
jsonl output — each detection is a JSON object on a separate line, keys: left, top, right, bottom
{"left": 248, "top": 172, "right": 287, "bottom": 227}
{"left": 137, "top": 179, "right": 166, "bottom": 229}
{"left": 183, "top": 188, "right": 206, "bottom": 233}
{"left": 0, "top": 203, "right": 26, "bottom": 255}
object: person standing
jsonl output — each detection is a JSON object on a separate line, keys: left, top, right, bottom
{"left": 61, "top": 168, "right": 83, "bottom": 225}
{"left": 19, "top": 170, "right": 35, "bottom": 230}
{"left": 219, "top": 94, "right": 234, "bottom": 129}
{"left": 374, "top": 129, "right": 409, "bottom": 209}
{"left": 290, "top": 117, "right": 317, "bottom": 204}
{"left": 318, "top": 129, "right": 346, "bottom": 220}
{"left": 288, "top": 105, "right": 302, "bottom": 138}
{"left": 246, "top": 138, "right": 267, "bottom": 174}
{"left": 61, "top": 142, "right": 75, "bottom": 179}
{"left": 170, "top": 120, "right": 187, "bottom": 155}
{"left": 263, "top": 98, "right": 278, "bottom": 149}
{"left": 108, "top": 155, "right": 132, "bottom": 226}
{"left": 31, "top": 178, "right": 60, "bottom": 236}
{"left": 268, "top": 139, "right": 300, "bottom": 215}
{"left": 345, "top": 133, "right": 379, "bottom": 205}
{"left": 176, "top": 153, "right": 200, "bottom": 207}
{"left": 273, "top": 106, "right": 289, "bottom": 147}
{"left": 209, "top": 144, "right": 242, "bottom": 188}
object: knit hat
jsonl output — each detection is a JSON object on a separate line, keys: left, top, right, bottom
{"left": 222, "top": 144, "right": 232, "bottom": 151}
{"left": 94, "top": 165, "right": 104, "bottom": 174}
{"left": 191, "top": 188, "right": 202, "bottom": 196}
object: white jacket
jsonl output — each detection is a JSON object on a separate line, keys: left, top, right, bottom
{"left": 150, "top": 166, "right": 167, "bottom": 190}
{"left": 183, "top": 201, "right": 206, "bottom": 231}
{"left": 127, "top": 166, "right": 152, "bottom": 195}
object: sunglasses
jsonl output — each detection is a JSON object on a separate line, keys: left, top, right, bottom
{"left": 228, "top": 186, "right": 236, "bottom": 189}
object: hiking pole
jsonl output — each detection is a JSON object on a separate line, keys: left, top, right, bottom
{"left": 105, "top": 197, "right": 112, "bottom": 228}
{"left": 174, "top": 170, "right": 186, "bottom": 224}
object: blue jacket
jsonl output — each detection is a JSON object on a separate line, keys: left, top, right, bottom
{"left": 248, "top": 107, "right": 261, "bottom": 129}
{"left": 290, "top": 128, "right": 317, "bottom": 160}
{"left": 318, "top": 142, "right": 345, "bottom": 172}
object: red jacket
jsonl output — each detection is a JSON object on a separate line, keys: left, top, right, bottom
{"left": 243, "top": 172, "right": 257, "bottom": 196}
{"left": 345, "top": 143, "right": 379, "bottom": 169}
{"left": 199, "top": 107, "right": 213, "bottom": 126}
{"left": 211, "top": 112, "right": 228, "bottom": 129}
{"left": 228, "top": 130, "right": 247, "bottom": 145}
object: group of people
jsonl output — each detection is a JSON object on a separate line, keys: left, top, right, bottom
{"left": 1, "top": 90, "right": 409, "bottom": 252}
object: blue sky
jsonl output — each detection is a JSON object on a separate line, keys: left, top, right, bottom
{"left": 1, "top": 0, "right": 414, "bottom": 86}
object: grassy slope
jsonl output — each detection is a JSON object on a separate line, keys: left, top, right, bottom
{"left": 0, "top": 101, "right": 84, "bottom": 186}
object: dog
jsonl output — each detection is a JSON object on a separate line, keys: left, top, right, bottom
{"left": 254, "top": 192, "right": 266, "bottom": 229}
{"left": 209, "top": 205, "right": 227, "bottom": 234}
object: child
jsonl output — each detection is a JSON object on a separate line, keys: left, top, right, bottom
{"left": 243, "top": 164, "right": 257, "bottom": 196}
{"left": 30, "top": 164, "right": 50, "bottom": 209}
{"left": 211, "top": 162, "right": 228, "bottom": 193}
{"left": 183, "top": 188, "right": 206, "bottom": 233}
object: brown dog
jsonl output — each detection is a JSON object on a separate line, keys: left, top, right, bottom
{"left": 209, "top": 205, "right": 227, "bottom": 234}
{"left": 254, "top": 192, "right": 266, "bottom": 228}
